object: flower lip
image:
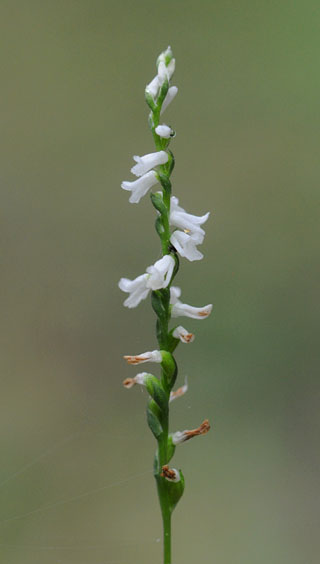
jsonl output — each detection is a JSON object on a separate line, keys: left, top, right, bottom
{"left": 121, "top": 170, "right": 159, "bottom": 204}
{"left": 118, "top": 273, "right": 149, "bottom": 309}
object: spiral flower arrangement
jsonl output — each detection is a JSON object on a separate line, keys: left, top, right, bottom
{"left": 119, "top": 46, "right": 212, "bottom": 564}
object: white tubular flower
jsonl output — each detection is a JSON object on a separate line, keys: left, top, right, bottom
{"left": 172, "top": 326, "right": 195, "bottom": 344}
{"left": 161, "top": 465, "right": 181, "bottom": 482}
{"left": 155, "top": 124, "right": 174, "bottom": 139}
{"left": 170, "top": 196, "right": 210, "bottom": 237}
{"left": 170, "top": 230, "right": 204, "bottom": 262}
{"left": 145, "top": 75, "right": 160, "bottom": 100}
{"left": 170, "top": 286, "right": 212, "bottom": 319}
{"left": 169, "top": 378, "right": 188, "bottom": 402}
{"left": 123, "top": 372, "right": 148, "bottom": 389}
{"left": 118, "top": 273, "right": 149, "bottom": 308}
{"left": 121, "top": 170, "right": 159, "bottom": 204}
{"left": 131, "top": 151, "right": 168, "bottom": 177}
{"left": 146, "top": 255, "right": 175, "bottom": 290}
{"left": 171, "top": 419, "right": 210, "bottom": 445}
{"left": 124, "top": 350, "right": 162, "bottom": 365}
{"left": 160, "top": 86, "right": 178, "bottom": 115}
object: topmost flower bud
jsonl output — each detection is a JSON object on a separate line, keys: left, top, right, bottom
{"left": 157, "top": 46, "right": 175, "bottom": 80}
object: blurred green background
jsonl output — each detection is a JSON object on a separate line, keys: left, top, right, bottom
{"left": 0, "top": 1, "right": 319, "bottom": 563}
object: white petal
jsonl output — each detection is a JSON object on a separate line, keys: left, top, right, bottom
{"left": 118, "top": 274, "right": 150, "bottom": 308}
{"left": 121, "top": 171, "right": 158, "bottom": 204}
{"left": 146, "top": 255, "right": 175, "bottom": 290}
{"left": 170, "top": 196, "right": 210, "bottom": 235}
{"left": 170, "top": 230, "right": 204, "bottom": 261}
{"left": 131, "top": 151, "right": 168, "bottom": 177}
{"left": 160, "top": 86, "right": 178, "bottom": 115}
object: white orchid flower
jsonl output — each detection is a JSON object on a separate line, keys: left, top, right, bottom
{"left": 170, "top": 196, "right": 210, "bottom": 237}
{"left": 170, "top": 230, "right": 204, "bottom": 262}
{"left": 131, "top": 151, "right": 168, "bottom": 177}
{"left": 155, "top": 124, "right": 174, "bottom": 139}
{"left": 118, "top": 274, "right": 149, "bottom": 308}
{"left": 121, "top": 170, "right": 159, "bottom": 204}
{"left": 170, "top": 286, "right": 212, "bottom": 319}
{"left": 160, "top": 86, "right": 178, "bottom": 115}
{"left": 146, "top": 255, "right": 175, "bottom": 290}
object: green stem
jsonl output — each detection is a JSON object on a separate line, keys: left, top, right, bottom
{"left": 150, "top": 73, "right": 177, "bottom": 564}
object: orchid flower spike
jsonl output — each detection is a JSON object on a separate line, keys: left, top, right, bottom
{"left": 171, "top": 419, "right": 211, "bottom": 445}
{"left": 170, "top": 286, "right": 213, "bottom": 319}
{"left": 119, "top": 47, "right": 212, "bottom": 560}
{"left": 124, "top": 350, "right": 162, "bottom": 365}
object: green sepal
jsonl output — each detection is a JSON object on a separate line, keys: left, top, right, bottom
{"left": 145, "top": 90, "right": 156, "bottom": 111}
{"left": 155, "top": 216, "right": 165, "bottom": 238}
{"left": 167, "top": 328, "right": 180, "bottom": 353}
{"left": 167, "top": 150, "right": 175, "bottom": 175}
{"left": 166, "top": 436, "right": 176, "bottom": 463}
{"left": 166, "top": 470, "right": 185, "bottom": 513}
{"left": 160, "top": 351, "right": 177, "bottom": 387}
{"left": 147, "top": 400, "right": 163, "bottom": 439}
{"left": 151, "top": 290, "right": 168, "bottom": 322}
{"left": 157, "top": 79, "right": 169, "bottom": 107}
{"left": 150, "top": 191, "right": 167, "bottom": 215}
{"left": 157, "top": 172, "right": 171, "bottom": 193}
{"left": 145, "top": 375, "right": 168, "bottom": 416}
